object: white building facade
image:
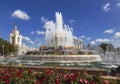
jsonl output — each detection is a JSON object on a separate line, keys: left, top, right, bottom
{"left": 10, "top": 25, "right": 28, "bottom": 56}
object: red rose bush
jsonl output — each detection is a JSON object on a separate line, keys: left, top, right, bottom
{"left": 0, "top": 66, "right": 119, "bottom": 84}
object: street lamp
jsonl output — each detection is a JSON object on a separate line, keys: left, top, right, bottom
{"left": 2, "top": 45, "right": 5, "bottom": 57}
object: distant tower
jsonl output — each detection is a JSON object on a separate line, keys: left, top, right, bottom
{"left": 10, "top": 25, "right": 28, "bottom": 56}
{"left": 10, "top": 25, "right": 22, "bottom": 46}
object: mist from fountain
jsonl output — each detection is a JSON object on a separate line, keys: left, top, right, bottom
{"left": 45, "top": 12, "right": 74, "bottom": 47}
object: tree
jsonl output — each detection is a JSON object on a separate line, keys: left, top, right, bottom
{"left": 99, "top": 43, "right": 114, "bottom": 54}
{"left": 0, "top": 38, "right": 16, "bottom": 56}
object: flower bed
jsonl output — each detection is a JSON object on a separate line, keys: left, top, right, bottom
{"left": 0, "top": 66, "right": 119, "bottom": 84}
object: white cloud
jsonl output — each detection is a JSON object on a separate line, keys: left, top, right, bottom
{"left": 36, "top": 30, "right": 45, "bottom": 35}
{"left": 69, "top": 20, "right": 75, "bottom": 23}
{"left": 29, "top": 40, "right": 34, "bottom": 44}
{"left": 24, "top": 37, "right": 45, "bottom": 48}
{"left": 41, "top": 17, "right": 48, "bottom": 22}
{"left": 90, "top": 41, "right": 96, "bottom": 45}
{"left": 31, "top": 30, "right": 45, "bottom": 35}
{"left": 79, "top": 35, "right": 85, "bottom": 39}
{"left": 34, "top": 38, "right": 45, "bottom": 47}
{"left": 12, "top": 9, "right": 30, "bottom": 21}
{"left": 41, "top": 16, "right": 56, "bottom": 30}
{"left": 114, "top": 32, "right": 120, "bottom": 38}
{"left": 22, "top": 36, "right": 34, "bottom": 44}
{"left": 102, "top": 3, "right": 111, "bottom": 12}
{"left": 43, "top": 20, "right": 55, "bottom": 30}
{"left": 79, "top": 36, "right": 91, "bottom": 41}
{"left": 116, "top": 3, "right": 120, "bottom": 7}
{"left": 95, "top": 38, "right": 110, "bottom": 43}
{"left": 86, "top": 37, "right": 91, "bottom": 40}
{"left": 74, "top": 36, "right": 78, "bottom": 40}
{"left": 22, "top": 36, "right": 30, "bottom": 41}
{"left": 103, "top": 29, "right": 114, "bottom": 34}
{"left": 31, "top": 31, "right": 34, "bottom": 35}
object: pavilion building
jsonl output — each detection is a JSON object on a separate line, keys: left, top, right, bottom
{"left": 10, "top": 25, "right": 28, "bottom": 56}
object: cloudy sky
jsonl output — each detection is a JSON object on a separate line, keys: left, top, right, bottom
{"left": 1, "top": 0, "right": 120, "bottom": 48}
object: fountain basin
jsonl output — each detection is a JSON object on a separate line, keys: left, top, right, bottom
{"left": 21, "top": 55, "right": 102, "bottom": 62}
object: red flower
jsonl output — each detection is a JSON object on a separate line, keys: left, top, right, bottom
{"left": 56, "top": 76, "right": 59, "bottom": 81}
{"left": 45, "top": 70, "right": 53, "bottom": 75}
{"left": 16, "top": 69, "right": 23, "bottom": 75}
{"left": 104, "top": 80, "right": 109, "bottom": 84}
{"left": 40, "top": 77, "right": 46, "bottom": 83}
{"left": 5, "top": 78, "right": 11, "bottom": 84}
{"left": 55, "top": 81, "right": 60, "bottom": 84}
{"left": 1, "top": 69, "right": 7, "bottom": 74}
{"left": 68, "top": 74, "right": 77, "bottom": 82}
{"left": 80, "top": 79, "right": 88, "bottom": 84}
{"left": 80, "top": 79, "right": 83, "bottom": 83}
{"left": 73, "top": 73, "right": 78, "bottom": 78}
{"left": 28, "top": 69, "right": 33, "bottom": 74}
{"left": 1, "top": 75, "right": 8, "bottom": 81}
{"left": 15, "top": 69, "right": 23, "bottom": 78}
{"left": 55, "top": 76, "right": 60, "bottom": 84}
{"left": 63, "top": 74, "right": 68, "bottom": 80}
{"left": 90, "top": 81, "right": 95, "bottom": 84}
{"left": 83, "top": 79, "right": 88, "bottom": 84}
{"left": 35, "top": 80, "right": 40, "bottom": 84}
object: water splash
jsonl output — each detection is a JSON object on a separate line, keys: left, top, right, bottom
{"left": 45, "top": 12, "right": 74, "bottom": 47}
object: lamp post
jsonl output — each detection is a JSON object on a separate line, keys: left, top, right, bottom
{"left": 2, "top": 45, "right": 5, "bottom": 57}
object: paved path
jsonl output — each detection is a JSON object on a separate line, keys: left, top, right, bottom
{"left": 102, "top": 76, "right": 120, "bottom": 80}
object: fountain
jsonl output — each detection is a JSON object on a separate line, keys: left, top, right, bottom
{"left": 21, "top": 12, "right": 102, "bottom": 63}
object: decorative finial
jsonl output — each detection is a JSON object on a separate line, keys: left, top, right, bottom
{"left": 14, "top": 25, "right": 17, "bottom": 30}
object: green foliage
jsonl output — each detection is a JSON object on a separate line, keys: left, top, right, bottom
{"left": 0, "top": 38, "right": 16, "bottom": 56}
{"left": 99, "top": 43, "right": 114, "bottom": 54}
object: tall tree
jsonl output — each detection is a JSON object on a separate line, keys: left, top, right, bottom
{"left": 0, "top": 38, "right": 16, "bottom": 56}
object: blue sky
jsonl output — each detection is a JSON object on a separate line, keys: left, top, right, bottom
{"left": 1, "top": 0, "right": 120, "bottom": 48}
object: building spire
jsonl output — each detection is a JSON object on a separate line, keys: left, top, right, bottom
{"left": 14, "top": 25, "right": 17, "bottom": 30}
